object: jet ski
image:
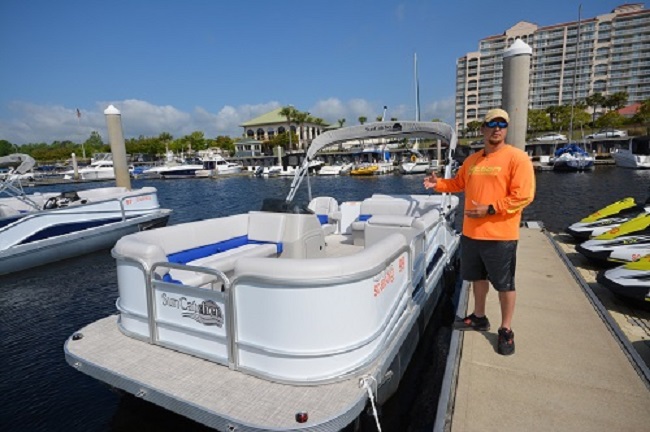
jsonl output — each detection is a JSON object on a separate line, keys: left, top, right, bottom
{"left": 576, "top": 213, "right": 650, "bottom": 264}
{"left": 566, "top": 196, "right": 650, "bottom": 240}
{"left": 597, "top": 255, "right": 650, "bottom": 309}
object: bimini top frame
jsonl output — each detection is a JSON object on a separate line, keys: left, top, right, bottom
{"left": 286, "top": 121, "right": 458, "bottom": 202}
{"left": 0, "top": 153, "right": 39, "bottom": 209}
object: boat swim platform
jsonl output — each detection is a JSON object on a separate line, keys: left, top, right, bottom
{"left": 436, "top": 226, "right": 650, "bottom": 432}
{"left": 66, "top": 315, "right": 370, "bottom": 431}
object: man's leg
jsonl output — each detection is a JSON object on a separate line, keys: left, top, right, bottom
{"left": 472, "top": 279, "right": 490, "bottom": 317}
{"left": 498, "top": 290, "right": 516, "bottom": 330}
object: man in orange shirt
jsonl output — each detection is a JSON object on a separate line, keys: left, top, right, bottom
{"left": 423, "top": 108, "right": 535, "bottom": 355}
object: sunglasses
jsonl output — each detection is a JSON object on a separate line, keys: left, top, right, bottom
{"left": 485, "top": 120, "right": 508, "bottom": 128}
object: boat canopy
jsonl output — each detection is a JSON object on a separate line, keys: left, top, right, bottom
{"left": 287, "top": 121, "right": 457, "bottom": 202}
{"left": 0, "top": 154, "right": 35, "bottom": 174}
{"left": 554, "top": 143, "right": 589, "bottom": 157}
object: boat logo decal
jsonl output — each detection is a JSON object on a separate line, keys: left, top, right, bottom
{"left": 398, "top": 256, "right": 406, "bottom": 273}
{"left": 364, "top": 123, "right": 402, "bottom": 133}
{"left": 161, "top": 294, "right": 224, "bottom": 327}
{"left": 373, "top": 265, "right": 396, "bottom": 297}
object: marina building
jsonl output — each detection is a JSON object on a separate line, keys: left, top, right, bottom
{"left": 239, "top": 108, "right": 327, "bottom": 151}
{"left": 455, "top": 3, "right": 650, "bottom": 133}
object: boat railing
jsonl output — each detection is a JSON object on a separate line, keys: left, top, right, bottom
{"left": 147, "top": 262, "right": 234, "bottom": 368}
{"left": 115, "top": 234, "right": 424, "bottom": 383}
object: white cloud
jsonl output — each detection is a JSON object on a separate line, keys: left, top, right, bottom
{"left": 0, "top": 97, "right": 456, "bottom": 145}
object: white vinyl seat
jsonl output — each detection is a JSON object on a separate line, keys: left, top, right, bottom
{"left": 308, "top": 196, "right": 341, "bottom": 235}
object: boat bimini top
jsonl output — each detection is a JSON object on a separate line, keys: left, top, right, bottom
{"left": 286, "top": 121, "right": 457, "bottom": 202}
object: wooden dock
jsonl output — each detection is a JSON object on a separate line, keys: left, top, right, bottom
{"left": 436, "top": 227, "right": 650, "bottom": 432}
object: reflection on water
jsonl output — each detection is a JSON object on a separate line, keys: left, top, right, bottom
{"left": 1, "top": 167, "right": 648, "bottom": 431}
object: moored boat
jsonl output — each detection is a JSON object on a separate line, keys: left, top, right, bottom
{"left": 612, "top": 136, "right": 650, "bottom": 169}
{"left": 0, "top": 154, "right": 172, "bottom": 275}
{"left": 195, "top": 154, "right": 242, "bottom": 177}
{"left": 552, "top": 143, "right": 595, "bottom": 172}
{"left": 64, "top": 121, "right": 462, "bottom": 431}
{"left": 350, "top": 163, "right": 379, "bottom": 176}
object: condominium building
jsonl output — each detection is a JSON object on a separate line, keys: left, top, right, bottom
{"left": 455, "top": 3, "right": 650, "bottom": 133}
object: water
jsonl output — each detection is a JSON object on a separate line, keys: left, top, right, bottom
{"left": 1, "top": 167, "right": 649, "bottom": 432}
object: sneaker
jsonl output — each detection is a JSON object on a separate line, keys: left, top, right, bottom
{"left": 498, "top": 328, "right": 515, "bottom": 356}
{"left": 453, "top": 313, "right": 490, "bottom": 331}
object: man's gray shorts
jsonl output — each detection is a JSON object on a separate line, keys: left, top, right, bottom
{"left": 460, "top": 235, "right": 518, "bottom": 292}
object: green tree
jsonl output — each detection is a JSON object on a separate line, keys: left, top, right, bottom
{"left": 293, "top": 111, "right": 310, "bottom": 148}
{"left": 337, "top": 118, "right": 346, "bottom": 128}
{"left": 595, "top": 111, "right": 626, "bottom": 129}
{"left": 466, "top": 121, "right": 483, "bottom": 137}
{"left": 0, "top": 139, "right": 14, "bottom": 156}
{"left": 527, "top": 109, "right": 551, "bottom": 134}
{"left": 545, "top": 106, "right": 564, "bottom": 130}
{"left": 633, "top": 99, "right": 650, "bottom": 134}
{"left": 358, "top": 116, "right": 367, "bottom": 125}
{"left": 279, "top": 106, "right": 298, "bottom": 150}
{"left": 604, "top": 92, "right": 628, "bottom": 111}
{"left": 214, "top": 135, "right": 235, "bottom": 156}
{"left": 585, "top": 92, "right": 606, "bottom": 125}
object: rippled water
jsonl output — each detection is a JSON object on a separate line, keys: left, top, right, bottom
{"left": 1, "top": 167, "right": 648, "bottom": 432}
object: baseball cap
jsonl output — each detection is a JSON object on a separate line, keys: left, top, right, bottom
{"left": 484, "top": 108, "right": 509, "bottom": 123}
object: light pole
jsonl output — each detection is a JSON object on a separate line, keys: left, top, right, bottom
{"left": 288, "top": 105, "right": 293, "bottom": 152}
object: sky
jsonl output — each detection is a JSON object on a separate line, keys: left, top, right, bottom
{"left": 0, "top": 0, "right": 634, "bottom": 145}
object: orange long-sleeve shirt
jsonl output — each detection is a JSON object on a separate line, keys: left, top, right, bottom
{"left": 435, "top": 144, "right": 535, "bottom": 240}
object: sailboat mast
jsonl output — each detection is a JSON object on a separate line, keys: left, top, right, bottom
{"left": 569, "top": 4, "right": 582, "bottom": 140}
{"left": 414, "top": 53, "right": 421, "bottom": 122}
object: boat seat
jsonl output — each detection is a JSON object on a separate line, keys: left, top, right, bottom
{"left": 350, "top": 197, "right": 437, "bottom": 245}
{"left": 308, "top": 196, "right": 341, "bottom": 235}
{"left": 0, "top": 204, "right": 20, "bottom": 218}
{"left": 167, "top": 243, "right": 279, "bottom": 288}
{"left": 364, "top": 210, "right": 440, "bottom": 248}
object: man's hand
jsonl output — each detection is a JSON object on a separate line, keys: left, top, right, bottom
{"left": 423, "top": 172, "right": 438, "bottom": 190}
{"left": 465, "top": 200, "right": 489, "bottom": 218}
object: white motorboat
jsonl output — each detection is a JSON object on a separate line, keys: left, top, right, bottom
{"left": 400, "top": 156, "right": 433, "bottom": 174}
{"left": 143, "top": 161, "right": 203, "bottom": 179}
{"left": 63, "top": 156, "right": 118, "bottom": 180}
{"left": 253, "top": 165, "right": 282, "bottom": 177}
{"left": 195, "top": 154, "right": 242, "bottom": 177}
{"left": 318, "top": 163, "right": 353, "bottom": 175}
{"left": 0, "top": 154, "right": 172, "bottom": 275}
{"left": 612, "top": 136, "right": 650, "bottom": 169}
{"left": 65, "top": 121, "right": 461, "bottom": 431}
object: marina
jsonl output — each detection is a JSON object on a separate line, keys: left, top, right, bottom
{"left": 1, "top": 165, "right": 649, "bottom": 431}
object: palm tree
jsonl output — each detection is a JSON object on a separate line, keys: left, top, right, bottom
{"left": 294, "top": 111, "right": 309, "bottom": 149}
{"left": 358, "top": 116, "right": 367, "bottom": 125}
{"left": 279, "top": 106, "right": 297, "bottom": 150}
{"left": 585, "top": 93, "right": 606, "bottom": 126}
{"left": 337, "top": 118, "right": 346, "bottom": 128}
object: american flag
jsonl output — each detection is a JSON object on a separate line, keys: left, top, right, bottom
{"left": 76, "top": 108, "right": 81, "bottom": 119}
